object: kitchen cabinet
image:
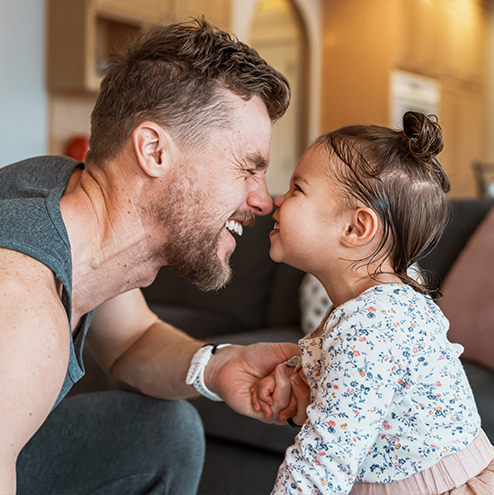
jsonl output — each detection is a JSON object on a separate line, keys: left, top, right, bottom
{"left": 47, "top": 0, "right": 229, "bottom": 93}
{"left": 396, "top": 0, "right": 485, "bottom": 85}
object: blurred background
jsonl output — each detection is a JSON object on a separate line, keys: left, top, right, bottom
{"left": 1, "top": 0, "right": 493, "bottom": 197}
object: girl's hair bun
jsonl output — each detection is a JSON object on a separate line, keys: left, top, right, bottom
{"left": 402, "top": 111, "right": 450, "bottom": 193}
{"left": 402, "top": 111, "right": 444, "bottom": 164}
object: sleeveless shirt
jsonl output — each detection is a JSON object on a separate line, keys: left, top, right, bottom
{"left": 0, "top": 155, "right": 94, "bottom": 408}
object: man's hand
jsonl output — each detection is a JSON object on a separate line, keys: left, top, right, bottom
{"left": 205, "top": 343, "right": 310, "bottom": 425}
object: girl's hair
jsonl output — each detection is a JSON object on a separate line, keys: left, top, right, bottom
{"left": 317, "top": 111, "right": 451, "bottom": 298}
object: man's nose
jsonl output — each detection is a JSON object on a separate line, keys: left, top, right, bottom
{"left": 247, "top": 175, "right": 273, "bottom": 215}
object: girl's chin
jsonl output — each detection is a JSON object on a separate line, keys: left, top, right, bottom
{"left": 268, "top": 246, "right": 283, "bottom": 264}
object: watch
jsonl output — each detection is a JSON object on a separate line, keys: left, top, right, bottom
{"left": 185, "top": 343, "right": 231, "bottom": 401}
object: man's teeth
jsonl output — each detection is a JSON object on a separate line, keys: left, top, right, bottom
{"left": 225, "top": 220, "right": 243, "bottom": 236}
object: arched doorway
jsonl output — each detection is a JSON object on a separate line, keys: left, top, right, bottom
{"left": 250, "top": 0, "right": 308, "bottom": 195}
{"left": 232, "top": 0, "right": 321, "bottom": 196}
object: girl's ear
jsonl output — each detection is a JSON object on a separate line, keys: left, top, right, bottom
{"left": 132, "top": 121, "right": 173, "bottom": 178}
{"left": 342, "top": 207, "right": 379, "bottom": 247}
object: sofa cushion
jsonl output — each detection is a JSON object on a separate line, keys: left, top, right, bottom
{"left": 419, "top": 198, "right": 494, "bottom": 291}
{"left": 438, "top": 205, "right": 494, "bottom": 371}
{"left": 267, "top": 263, "right": 305, "bottom": 328}
{"left": 147, "top": 303, "right": 239, "bottom": 340}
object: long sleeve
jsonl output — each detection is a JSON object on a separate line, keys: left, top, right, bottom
{"left": 271, "top": 284, "right": 480, "bottom": 495}
{"left": 272, "top": 301, "right": 401, "bottom": 494}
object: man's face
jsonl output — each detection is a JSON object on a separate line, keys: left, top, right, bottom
{"left": 156, "top": 93, "right": 273, "bottom": 291}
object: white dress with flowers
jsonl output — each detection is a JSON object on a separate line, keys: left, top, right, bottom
{"left": 272, "top": 284, "right": 481, "bottom": 495}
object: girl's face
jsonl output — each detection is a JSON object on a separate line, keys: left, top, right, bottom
{"left": 269, "top": 145, "right": 350, "bottom": 274}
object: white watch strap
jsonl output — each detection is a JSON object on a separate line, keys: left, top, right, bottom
{"left": 186, "top": 344, "right": 231, "bottom": 401}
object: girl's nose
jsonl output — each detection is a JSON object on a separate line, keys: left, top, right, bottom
{"left": 273, "top": 193, "right": 285, "bottom": 209}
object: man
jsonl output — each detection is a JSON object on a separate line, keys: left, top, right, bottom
{"left": 0, "top": 19, "right": 308, "bottom": 495}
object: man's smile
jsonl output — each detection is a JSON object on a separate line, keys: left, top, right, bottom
{"left": 225, "top": 219, "right": 244, "bottom": 236}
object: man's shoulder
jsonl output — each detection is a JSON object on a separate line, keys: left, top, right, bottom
{"left": 0, "top": 155, "right": 81, "bottom": 199}
{"left": 0, "top": 248, "right": 68, "bottom": 329}
{"left": 0, "top": 247, "right": 58, "bottom": 288}
{"left": 0, "top": 157, "right": 75, "bottom": 284}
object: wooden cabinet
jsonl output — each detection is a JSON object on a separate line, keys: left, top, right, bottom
{"left": 436, "top": 0, "right": 486, "bottom": 84}
{"left": 48, "top": 0, "right": 161, "bottom": 93}
{"left": 94, "top": 0, "right": 168, "bottom": 23}
{"left": 439, "top": 81, "right": 485, "bottom": 197}
{"left": 322, "top": 0, "right": 489, "bottom": 197}
{"left": 47, "top": 0, "right": 230, "bottom": 93}
{"left": 396, "top": 0, "right": 438, "bottom": 76}
{"left": 173, "top": 0, "right": 231, "bottom": 30}
{"left": 396, "top": 0, "right": 486, "bottom": 85}
{"left": 393, "top": 0, "right": 488, "bottom": 196}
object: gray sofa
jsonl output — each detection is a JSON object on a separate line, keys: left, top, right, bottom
{"left": 70, "top": 198, "right": 494, "bottom": 495}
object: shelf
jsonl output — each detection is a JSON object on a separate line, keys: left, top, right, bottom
{"left": 48, "top": 0, "right": 170, "bottom": 93}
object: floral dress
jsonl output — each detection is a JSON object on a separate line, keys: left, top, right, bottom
{"left": 272, "top": 284, "right": 481, "bottom": 495}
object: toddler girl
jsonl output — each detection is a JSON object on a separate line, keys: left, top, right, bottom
{"left": 252, "top": 112, "right": 494, "bottom": 494}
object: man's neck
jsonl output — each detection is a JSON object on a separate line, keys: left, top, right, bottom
{"left": 59, "top": 163, "right": 164, "bottom": 323}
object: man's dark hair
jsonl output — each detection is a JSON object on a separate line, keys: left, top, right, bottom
{"left": 86, "top": 18, "right": 290, "bottom": 165}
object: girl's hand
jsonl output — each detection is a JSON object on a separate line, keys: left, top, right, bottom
{"left": 251, "top": 363, "right": 310, "bottom": 426}
{"left": 251, "top": 369, "right": 277, "bottom": 419}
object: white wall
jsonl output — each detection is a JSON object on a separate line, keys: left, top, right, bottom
{"left": 0, "top": 0, "right": 47, "bottom": 168}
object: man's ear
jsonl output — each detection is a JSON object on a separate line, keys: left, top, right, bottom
{"left": 341, "top": 207, "right": 379, "bottom": 247}
{"left": 132, "top": 122, "right": 173, "bottom": 178}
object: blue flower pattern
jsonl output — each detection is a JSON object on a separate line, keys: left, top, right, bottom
{"left": 271, "top": 284, "right": 480, "bottom": 495}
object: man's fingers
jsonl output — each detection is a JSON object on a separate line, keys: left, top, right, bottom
{"left": 288, "top": 371, "right": 310, "bottom": 426}
{"left": 278, "top": 392, "right": 297, "bottom": 422}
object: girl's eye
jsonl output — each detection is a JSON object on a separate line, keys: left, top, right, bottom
{"left": 294, "top": 184, "right": 303, "bottom": 193}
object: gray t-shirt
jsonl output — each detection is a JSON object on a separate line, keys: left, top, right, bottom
{"left": 0, "top": 155, "right": 94, "bottom": 407}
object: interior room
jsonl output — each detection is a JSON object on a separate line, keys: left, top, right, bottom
{"left": 2, "top": 1, "right": 494, "bottom": 494}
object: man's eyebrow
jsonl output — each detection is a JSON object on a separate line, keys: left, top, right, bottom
{"left": 244, "top": 152, "right": 268, "bottom": 171}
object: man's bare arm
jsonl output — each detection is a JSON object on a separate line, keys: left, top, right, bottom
{"left": 86, "top": 289, "right": 203, "bottom": 399}
{"left": 87, "top": 289, "right": 308, "bottom": 423}
{"left": 0, "top": 249, "right": 70, "bottom": 494}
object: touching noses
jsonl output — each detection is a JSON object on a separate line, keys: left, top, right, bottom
{"left": 247, "top": 174, "right": 273, "bottom": 215}
{"left": 273, "top": 193, "right": 285, "bottom": 210}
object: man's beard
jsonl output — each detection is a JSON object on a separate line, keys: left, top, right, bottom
{"left": 151, "top": 174, "right": 233, "bottom": 292}
{"left": 165, "top": 220, "right": 233, "bottom": 292}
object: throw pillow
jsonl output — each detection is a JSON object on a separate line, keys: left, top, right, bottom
{"left": 438, "top": 206, "right": 494, "bottom": 371}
